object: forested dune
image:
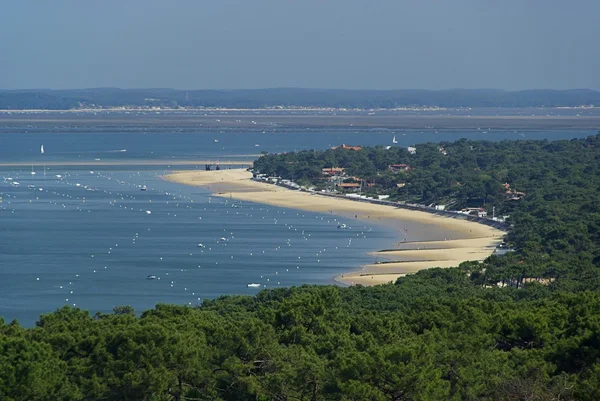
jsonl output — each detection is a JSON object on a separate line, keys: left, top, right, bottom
{"left": 255, "top": 135, "right": 600, "bottom": 288}
{"left": 2, "top": 280, "right": 600, "bottom": 401}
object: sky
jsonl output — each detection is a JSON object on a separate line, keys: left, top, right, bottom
{"left": 1, "top": 0, "right": 599, "bottom": 90}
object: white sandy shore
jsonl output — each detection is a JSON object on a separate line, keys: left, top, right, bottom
{"left": 164, "top": 169, "right": 506, "bottom": 286}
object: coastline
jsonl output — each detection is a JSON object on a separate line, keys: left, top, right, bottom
{"left": 163, "top": 169, "right": 506, "bottom": 286}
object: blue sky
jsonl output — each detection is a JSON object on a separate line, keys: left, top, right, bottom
{"left": 1, "top": 0, "right": 599, "bottom": 90}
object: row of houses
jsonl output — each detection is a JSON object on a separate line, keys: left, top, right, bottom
{"left": 457, "top": 207, "right": 488, "bottom": 218}
{"left": 322, "top": 163, "right": 412, "bottom": 177}
{"left": 252, "top": 173, "right": 301, "bottom": 189}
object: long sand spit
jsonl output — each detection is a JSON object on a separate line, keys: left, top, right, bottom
{"left": 164, "top": 169, "right": 506, "bottom": 286}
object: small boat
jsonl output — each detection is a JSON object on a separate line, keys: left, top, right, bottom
{"left": 11, "top": 181, "right": 20, "bottom": 186}
{"left": 214, "top": 139, "right": 219, "bottom": 143}
{"left": 140, "top": 185, "right": 147, "bottom": 191}
{"left": 40, "top": 144, "right": 44, "bottom": 154}
{"left": 219, "top": 237, "right": 227, "bottom": 242}
{"left": 197, "top": 243, "right": 205, "bottom": 248}
{"left": 55, "top": 174, "right": 62, "bottom": 179}
{"left": 392, "top": 135, "right": 398, "bottom": 144}
{"left": 255, "top": 144, "right": 260, "bottom": 147}
{"left": 145, "top": 210, "right": 152, "bottom": 215}
{"left": 31, "top": 165, "right": 36, "bottom": 175}
{"left": 337, "top": 223, "right": 347, "bottom": 229}
{"left": 247, "top": 283, "right": 261, "bottom": 288}
{"left": 147, "top": 275, "right": 157, "bottom": 280}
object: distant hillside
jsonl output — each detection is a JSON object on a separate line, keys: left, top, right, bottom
{"left": 1, "top": 88, "right": 599, "bottom": 110}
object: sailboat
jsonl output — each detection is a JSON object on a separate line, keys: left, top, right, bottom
{"left": 392, "top": 135, "right": 398, "bottom": 144}
{"left": 40, "top": 144, "right": 45, "bottom": 177}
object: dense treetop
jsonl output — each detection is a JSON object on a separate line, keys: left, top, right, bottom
{"left": 2, "top": 277, "right": 600, "bottom": 400}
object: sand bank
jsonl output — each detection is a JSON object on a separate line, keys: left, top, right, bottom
{"left": 164, "top": 169, "right": 506, "bottom": 286}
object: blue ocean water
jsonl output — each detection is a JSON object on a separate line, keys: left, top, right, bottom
{"left": 0, "top": 129, "right": 595, "bottom": 164}
{"left": 0, "top": 168, "right": 397, "bottom": 325}
{"left": 0, "top": 129, "right": 596, "bottom": 325}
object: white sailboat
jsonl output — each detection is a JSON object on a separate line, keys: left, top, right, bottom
{"left": 41, "top": 145, "right": 46, "bottom": 177}
{"left": 392, "top": 135, "right": 398, "bottom": 144}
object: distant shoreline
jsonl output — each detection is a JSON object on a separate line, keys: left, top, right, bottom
{"left": 1, "top": 105, "right": 598, "bottom": 113}
{"left": 163, "top": 169, "right": 506, "bottom": 286}
{"left": 1, "top": 110, "right": 599, "bottom": 132}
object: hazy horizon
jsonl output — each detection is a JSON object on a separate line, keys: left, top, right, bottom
{"left": 2, "top": 0, "right": 599, "bottom": 91}
{"left": 2, "top": 87, "right": 600, "bottom": 92}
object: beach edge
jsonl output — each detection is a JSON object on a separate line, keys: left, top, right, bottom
{"left": 163, "top": 168, "right": 507, "bottom": 286}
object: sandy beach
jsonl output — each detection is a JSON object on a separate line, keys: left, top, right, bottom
{"left": 164, "top": 169, "right": 506, "bottom": 286}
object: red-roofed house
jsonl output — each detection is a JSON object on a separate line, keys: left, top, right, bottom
{"left": 338, "top": 183, "right": 361, "bottom": 190}
{"left": 322, "top": 167, "right": 345, "bottom": 176}
{"left": 389, "top": 164, "right": 411, "bottom": 172}
{"left": 331, "top": 144, "right": 362, "bottom": 151}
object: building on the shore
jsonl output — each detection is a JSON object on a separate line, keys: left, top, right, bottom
{"left": 503, "top": 183, "right": 525, "bottom": 200}
{"left": 457, "top": 207, "right": 487, "bottom": 218}
{"left": 388, "top": 163, "right": 411, "bottom": 172}
{"left": 331, "top": 144, "right": 362, "bottom": 151}
{"left": 338, "top": 182, "right": 361, "bottom": 191}
{"left": 322, "top": 167, "right": 346, "bottom": 176}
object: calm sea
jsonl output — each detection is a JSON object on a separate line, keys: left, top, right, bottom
{"left": 0, "top": 129, "right": 595, "bottom": 164}
{"left": 0, "top": 129, "right": 596, "bottom": 325}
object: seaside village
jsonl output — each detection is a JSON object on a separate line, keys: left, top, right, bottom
{"left": 252, "top": 144, "right": 522, "bottom": 226}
